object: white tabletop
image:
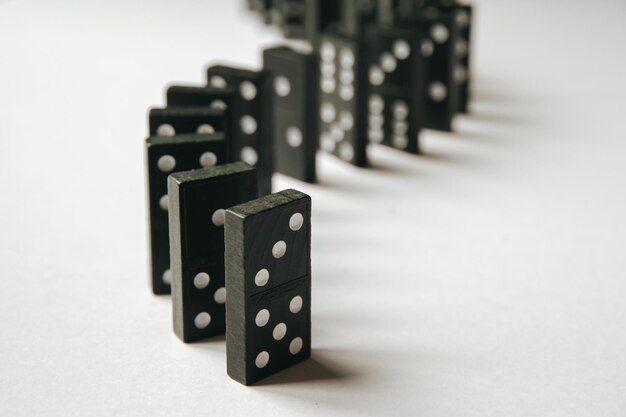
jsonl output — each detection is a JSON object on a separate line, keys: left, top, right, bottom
{"left": 1, "top": 1, "right": 625, "bottom": 416}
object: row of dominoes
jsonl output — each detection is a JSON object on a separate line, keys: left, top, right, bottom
{"left": 144, "top": 0, "right": 474, "bottom": 385}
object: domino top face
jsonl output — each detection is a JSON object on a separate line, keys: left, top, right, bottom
{"left": 145, "top": 133, "right": 229, "bottom": 295}
{"left": 225, "top": 189, "right": 311, "bottom": 385}
{"left": 263, "top": 45, "right": 318, "bottom": 183}
{"left": 206, "top": 65, "right": 274, "bottom": 196}
{"left": 317, "top": 31, "right": 368, "bottom": 166}
{"left": 166, "top": 85, "right": 235, "bottom": 111}
{"left": 148, "top": 107, "right": 225, "bottom": 137}
{"left": 365, "top": 24, "right": 426, "bottom": 153}
{"left": 168, "top": 162, "right": 258, "bottom": 259}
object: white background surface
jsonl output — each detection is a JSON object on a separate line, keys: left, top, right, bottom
{"left": 1, "top": 1, "right": 625, "bottom": 415}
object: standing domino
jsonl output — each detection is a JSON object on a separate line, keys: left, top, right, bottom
{"left": 317, "top": 31, "right": 368, "bottom": 166}
{"left": 263, "top": 45, "right": 319, "bottom": 183}
{"left": 206, "top": 65, "right": 274, "bottom": 196}
{"left": 145, "top": 133, "right": 230, "bottom": 295}
{"left": 365, "top": 24, "right": 427, "bottom": 153}
{"left": 168, "top": 162, "right": 258, "bottom": 342}
{"left": 225, "top": 189, "right": 311, "bottom": 385}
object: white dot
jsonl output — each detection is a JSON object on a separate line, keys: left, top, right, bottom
{"left": 321, "top": 62, "right": 336, "bottom": 78}
{"left": 321, "top": 133, "right": 336, "bottom": 152}
{"left": 421, "top": 40, "right": 435, "bottom": 57}
{"left": 454, "top": 65, "right": 468, "bottom": 84}
{"left": 286, "top": 127, "right": 303, "bottom": 147}
{"left": 430, "top": 24, "right": 449, "bottom": 44}
{"left": 339, "top": 111, "right": 354, "bottom": 131}
{"left": 289, "top": 213, "right": 304, "bottom": 231}
{"left": 455, "top": 10, "right": 470, "bottom": 28}
{"left": 369, "top": 65, "right": 385, "bottom": 86}
{"left": 214, "top": 287, "right": 226, "bottom": 304}
{"left": 157, "top": 155, "right": 176, "bottom": 172}
{"left": 209, "top": 75, "right": 227, "bottom": 88}
{"left": 210, "top": 100, "right": 227, "bottom": 111}
{"left": 289, "top": 337, "right": 303, "bottom": 354}
{"left": 393, "top": 135, "right": 409, "bottom": 149}
{"left": 369, "top": 114, "right": 384, "bottom": 129}
{"left": 339, "top": 48, "right": 355, "bottom": 68}
{"left": 162, "top": 269, "right": 172, "bottom": 285}
{"left": 320, "top": 102, "right": 336, "bottom": 123}
{"left": 240, "top": 146, "right": 258, "bottom": 166}
{"left": 255, "top": 269, "right": 270, "bottom": 286}
{"left": 194, "top": 312, "right": 211, "bottom": 329}
{"left": 199, "top": 152, "right": 217, "bottom": 167}
{"left": 212, "top": 209, "right": 225, "bottom": 226}
{"left": 380, "top": 52, "right": 397, "bottom": 72}
{"left": 392, "top": 101, "right": 409, "bottom": 120}
{"left": 339, "top": 142, "right": 354, "bottom": 162}
{"left": 368, "top": 129, "right": 384, "bottom": 143}
{"left": 240, "top": 115, "right": 257, "bottom": 135}
{"left": 392, "top": 39, "right": 411, "bottom": 60}
{"left": 339, "top": 84, "right": 354, "bottom": 101}
{"left": 159, "top": 195, "right": 169, "bottom": 211}
{"left": 321, "top": 77, "right": 336, "bottom": 93}
{"left": 197, "top": 124, "right": 215, "bottom": 134}
{"left": 320, "top": 41, "right": 336, "bottom": 62}
{"left": 193, "top": 272, "right": 210, "bottom": 289}
{"left": 330, "top": 124, "right": 344, "bottom": 142}
{"left": 428, "top": 82, "right": 448, "bottom": 102}
{"left": 240, "top": 81, "right": 257, "bottom": 101}
{"left": 289, "top": 296, "right": 303, "bottom": 313}
{"left": 369, "top": 94, "right": 384, "bottom": 114}
{"left": 394, "top": 120, "right": 408, "bottom": 135}
{"left": 255, "top": 351, "right": 270, "bottom": 368}
{"left": 273, "top": 323, "right": 287, "bottom": 340}
{"left": 339, "top": 68, "right": 354, "bottom": 85}
{"left": 274, "top": 76, "right": 291, "bottom": 97}
{"left": 255, "top": 309, "right": 270, "bottom": 327}
{"left": 455, "top": 39, "right": 469, "bottom": 57}
{"left": 157, "top": 124, "right": 175, "bottom": 136}
{"left": 272, "top": 241, "right": 287, "bottom": 258}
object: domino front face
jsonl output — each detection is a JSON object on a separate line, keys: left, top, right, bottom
{"left": 225, "top": 189, "right": 311, "bottom": 385}
{"left": 145, "top": 133, "right": 229, "bottom": 295}
{"left": 318, "top": 31, "right": 368, "bottom": 166}
{"left": 365, "top": 24, "right": 426, "bottom": 154}
{"left": 396, "top": 9, "right": 461, "bottom": 132}
{"left": 168, "top": 162, "right": 258, "bottom": 342}
{"left": 206, "top": 65, "right": 274, "bottom": 196}
{"left": 263, "top": 45, "right": 319, "bottom": 183}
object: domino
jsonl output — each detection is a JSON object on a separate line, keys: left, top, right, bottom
{"left": 317, "top": 31, "right": 368, "bottom": 166}
{"left": 268, "top": 0, "right": 308, "bottom": 39}
{"left": 365, "top": 24, "right": 427, "bottom": 153}
{"left": 225, "top": 189, "right": 311, "bottom": 385}
{"left": 263, "top": 45, "right": 319, "bottom": 182}
{"left": 392, "top": 5, "right": 462, "bottom": 131}
{"left": 340, "top": 0, "right": 378, "bottom": 37}
{"left": 145, "top": 133, "right": 230, "bottom": 295}
{"left": 206, "top": 65, "right": 274, "bottom": 196}
{"left": 148, "top": 106, "right": 226, "bottom": 137}
{"left": 168, "top": 162, "right": 258, "bottom": 342}
{"left": 247, "top": 0, "right": 274, "bottom": 24}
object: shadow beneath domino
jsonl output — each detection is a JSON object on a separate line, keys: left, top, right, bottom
{"left": 254, "top": 349, "right": 362, "bottom": 386}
